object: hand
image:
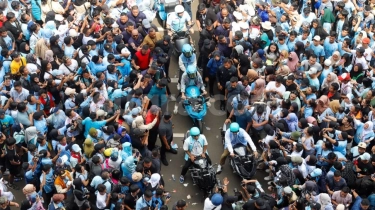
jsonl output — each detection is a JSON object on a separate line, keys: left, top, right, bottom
{"left": 190, "top": 155, "right": 195, "bottom": 161}
{"left": 225, "top": 118, "right": 231, "bottom": 124}
{"left": 166, "top": 144, "right": 171, "bottom": 150}
{"left": 218, "top": 84, "right": 222, "bottom": 90}
{"left": 181, "top": 95, "right": 186, "bottom": 100}
{"left": 201, "top": 153, "right": 206, "bottom": 158}
{"left": 230, "top": 153, "right": 235, "bottom": 157}
{"left": 223, "top": 177, "right": 229, "bottom": 186}
{"left": 203, "top": 90, "right": 207, "bottom": 95}
{"left": 14, "top": 203, "right": 19, "bottom": 208}
{"left": 253, "top": 151, "right": 258, "bottom": 158}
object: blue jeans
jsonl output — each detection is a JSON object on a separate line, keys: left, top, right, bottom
{"left": 182, "top": 1, "right": 192, "bottom": 19}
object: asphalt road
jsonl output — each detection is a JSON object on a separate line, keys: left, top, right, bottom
{"left": 7, "top": 2, "right": 269, "bottom": 209}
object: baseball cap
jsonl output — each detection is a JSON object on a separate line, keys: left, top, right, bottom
{"left": 308, "top": 67, "right": 318, "bottom": 75}
{"left": 283, "top": 186, "right": 292, "bottom": 194}
{"left": 72, "top": 144, "right": 81, "bottom": 152}
{"left": 290, "top": 131, "right": 301, "bottom": 140}
{"left": 363, "top": 37, "right": 371, "bottom": 44}
{"left": 360, "top": 152, "right": 371, "bottom": 161}
{"left": 310, "top": 168, "right": 322, "bottom": 178}
{"left": 97, "top": 109, "right": 108, "bottom": 117}
{"left": 357, "top": 47, "right": 365, "bottom": 54}
{"left": 313, "top": 35, "right": 321, "bottom": 41}
{"left": 338, "top": 73, "right": 351, "bottom": 81}
{"left": 69, "top": 29, "right": 78, "bottom": 37}
{"left": 324, "top": 59, "right": 332, "bottom": 66}
{"left": 295, "top": 70, "right": 304, "bottom": 79}
{"left": 291, "top": 156, "right": 303, "bottom": 164}
{"left": 142, "top": 19, "right": 151, "bottom": 29}
{"left": 358, "top": 142, "right": 367, "bottom": 149}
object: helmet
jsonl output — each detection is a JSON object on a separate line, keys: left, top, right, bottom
{"left": 186, "top": 65, "right": 197, "bottom": 79}
{"left": 182, "top": 44, "right": 193, "bottom": 58}
{"left": 229, "top": 122, "right": 240, "bottom": 132}
{"left": 211, "top": 194, "right": 223, "bottom": 206}
{"left": 175, "top": 5, "right": 184, "bottom": 13}
{"left": 190, "top": 127, "right": 200, "bottom": 136}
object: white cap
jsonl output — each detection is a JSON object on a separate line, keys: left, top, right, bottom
{"left": 324, "top": 59, "right": 332, "bottom": 66}
{"left": 313, "top": 35, "right": 321, "bottom": 41}
{"left": 69, "top": 29, "right": 78, "bottom": 37}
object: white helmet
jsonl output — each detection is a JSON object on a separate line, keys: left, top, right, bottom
{"left": 175, "top": 5, "right": 184, "bottom": 13}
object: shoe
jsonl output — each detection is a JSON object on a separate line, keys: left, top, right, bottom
{"left": 6, "top": 183, "right": 19, "bottom": 190}
{"left": 169, "top": 95, "right": 176, "bottom": 101}
{"left": 265, "top": 169, "right": 270, "bottom": 173}
{"left": 177, "top": 83, "right": 180, "bottom": 90}
{"left": 179, "top": 175, "right": 184, "bottom": 183}
{"left": 264, "top": 176, "right": 273, "bottom": 181}
{"left": 216, "top": 165, "right": 222, "bottom": 174}
{"left": 173, "top": 105, "right": 178, "bottom": 114}
{"left": 3, "top": 170, "right": 9, "bottom": 176}
{"left": 161, "top": 159, "right": 169, "bottom": 166}
{"left": 168, "top": 149, "right": 177, "bottom": 154}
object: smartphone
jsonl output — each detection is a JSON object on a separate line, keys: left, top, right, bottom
{"left": 166, "top": 194, "right": 171, "bottom": 199}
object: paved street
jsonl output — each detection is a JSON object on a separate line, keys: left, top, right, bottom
{"left": 6, "top": 2, "right": 269, "bottom": 209}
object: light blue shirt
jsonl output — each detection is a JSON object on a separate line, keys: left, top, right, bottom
{"left": 34, "top": 118, "right": 48, "bottom": 134}
{"left": 136, "top": 196, "right": 153, "bottom": 210}
{"left": 310, "top": 44, "right": 325, "bottom": 58}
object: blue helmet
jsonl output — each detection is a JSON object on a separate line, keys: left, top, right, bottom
{"left": 182, "top": 44, "right": 193, "bottom": 58}
{"left": 186, "top": 65, "right": 197, "bottom": 79}
{"left": 211, "top": 193, "right": 223, "bottom": 206}
{"left": 190, "top": 127, "right": 200, "bottom": 136}
{"left": 229, "top": 122, "right": 240, "bottom": 132}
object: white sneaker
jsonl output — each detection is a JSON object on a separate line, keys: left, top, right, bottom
{"left": 264, "top": 176, "right": 273, "bottom": 181}
{"left": 169, "top": 95, "right": 176, "bottom": 101}
{"left": 173, "top": 105, "right": 178, "bottom": 114}
{"left": 206, "top": 102, "right": 211, "bottom": 107}
{"left": 177, "top": 83, "right": 181, "bottom": 90}
{"left": 265, "top": 169, "right": 270, "bottom": 173}
{"left": 216, "top": 165, "right": 222, "bottom": 173}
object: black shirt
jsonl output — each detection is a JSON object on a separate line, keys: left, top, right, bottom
{"left": 357, "top": 158, "right": 374, "bottom": 175}
{"left": 196, "top": 8, "right": 217, "bottom": 27}
{"left": 216, "top": 65, "right": 237, "bottom": 86}
{"left": 5, "top": 147, "right": 19, "bottom": 168}
{"left": 242, "top": 200, "right": 271, "bottom": 210}
{"left": 124, "top": 193, "right": 138, "bottom": 209}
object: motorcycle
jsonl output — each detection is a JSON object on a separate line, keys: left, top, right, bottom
{"left": 230, "top": 145, "right": 257, "bottom": 180}
{"left": 219, "top": 123, "right": 227, "bottom": 147}
{"left": 183, "top": 86, "right": 210, "bottom": 133}
{"left": 155, "top": 0, "right": 179, "bottom": 28}
{"left": 171, "top": 23, "right": 195, "bottom": 56}
{"left": 183, "top": 130, "right": 217, "bottom": 198}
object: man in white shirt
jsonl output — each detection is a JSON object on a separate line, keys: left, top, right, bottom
{"left": 265, "top": 75, "right": 286, "bottom": 99}
{"left": 356, "top": 37, "right": 373, "bottom": 62}
{"left": 9, "top": 81, "right": 29, "bottom": 102}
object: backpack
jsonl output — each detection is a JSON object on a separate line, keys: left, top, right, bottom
{"left": 255, "top": 189, "right": 276, "bottom": 208}
{"left": 355, "top": 177, "right": 374, "bottom": 197}
{"left": 76, "top": 48, "right": 91, "bottom": 66}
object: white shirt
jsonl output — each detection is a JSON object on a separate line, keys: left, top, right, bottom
{"left": 350, "top": 50, "right": 369, "bottom": 69}
{"left": 183, "top": 135, "right": 208, "bottom": 157}
{"left": 224, "top": 128, "right": 257, "bottom": 154}
{"left": 203, "top": 197, "right": 222, "bottom": 210}
{"left": 59, "top": 59, "right": 79, "bottom": 75}
{"left": 357, "top": 44, "right": 373, "bottom": 62}
{"left": 26, "top": 63, "right": 38, "bottom": 74}
{"left": 96, "top": 193, "right": 107, "bottom": 209}
{"left": 82, "top": 35, "right": 97, "bottom": 45}
{"left": 266, "top": 81, "right": 286, "bottom": 98}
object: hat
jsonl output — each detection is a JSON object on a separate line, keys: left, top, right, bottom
{"left": 308, "top": 67, "right": 318, "bottom": 75}
{"left": 261, "top": 21, "right": 272, "bottom": 30}
{"left": 239, "top": 21, "right": 249, "bottom": 29}
{"left": 132, "top": 172, "right": 143, "bottom": 182}
{"left": 65, "top": 87, "right": 76, "bottom": 95}
{"left": 69, "top": 29, "right": 78, "bottom": 37}
{"left": 291, "top": 156, "right": 303, "bottom": 164}
{"left": 255, "top": 198, "right": 267, "bottom": 209}
{"left": 72, "top": 144, "right": 81, "bottom": 152}
{"left": 310, "top": 202, "right": 321, "bottom": 210}
{"left": 52, "top": 194, "right": 64, "bottom": 203}
{"left": 338, "top": 73, "right": 351, "bottom": 81}
{"left": 104, "top": 43, "right": 112, "bottom": 51}
{"left": 283, "top": 186, "right": 292, "bottom": 194}
{"left": 163, "top": 35, "right": 171, "bottom": 42}
{"left": 357, "top": 47, "right": 365, "bottom": 54}
{"left": 97, "top": 110, "right": 108, "bottom": 117}
{"left": 148, "top": 173, "right": 161, "bottom": 187}
{"left": 336, "top": 204, "right": 345, "bottom": 210}
{"left": 233, "top": 11, "right": 243, "bottom": 20}
{"left": 55, "top": 14, "right": 64, "bottom": 22}
{"left": 110, "top": 150, "right": 118, "bottom": 161}
{"left": 313, "top": 35, "right": 321, "bottom": 41}
{"left": 290, "top": 131, "right": 301, "bottom": 140}
{"left": 50, "top": 107, "right": 59, "bottom": 114}
{"left": 94, "top": 143, "right": 105, "bottom": 151}
{"left": 211, "top": 193, "right": 223, "bottom": 206}
{"left": 295, "top": 70, "right": 304, "bottom": 79}
{"left": 358, "top": 142, "right": 367, "bottom": 149}
{"left": 142, "top": 19, "right": 151, "bottom": 29}
{"left": 131, "top": 108, "right": 140, "bottom": 116}
{"left": 310, "top": 168, "right": 322, "bottom": 178}
{"left": 324, "top": 59, "right": 332, "bottom": 66}
{"left": 363, "top": 37, "right": 371, "bottom": 44}
{"left": 0, "top": 109, "right": 5, "bottom": 115}
{"left": 360, "top": 152, "right": 371, "bottom": 161}
{"left": 57, "top": 155, "right": 68, "bottom": 165}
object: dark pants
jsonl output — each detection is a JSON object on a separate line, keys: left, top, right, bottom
{"left": 208, "top": 74, "right": 216, "bottom": 95}
{"left": 219, "top": 87, "right": 225, "bottom": 107}
{"left": 165, "top": 58, "right": 171, "bottom": 77}
{"left": 43, "top": 189, "right": 54, "bottom": 208}
{"left": 182, "top": 2, "right": 192, "bottom": 20}
{"left": 160, "top": 137, "right": 173, "bottom": 160}
{"left": 178, "top": 69, "right": 183, "bottom": 84}
{"left": 181, "top": 155, "right": 212, "bottom": 176}
{"left": 148, "top": 129, "right": 159, "bottom": 151}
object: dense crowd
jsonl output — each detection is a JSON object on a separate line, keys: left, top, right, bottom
{"left": 0, "top": 0, "right": 374, "bottom": 209}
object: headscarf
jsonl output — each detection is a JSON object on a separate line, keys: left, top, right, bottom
{"left": 89, "top": 128, "right": 97, "bottom": 137}
{"left": 315, "top": 95, "right": 329, "bottom": 114}
{"left": 246, "top": 69, "right": 258, "bottom": 82}
{"left": 257, "top": 49, "right": 266, "bottom": 61}
{"left": 320, "top": 8, "right": 335, "bottom": 24}
{"left": 251, "top": 79, "right": 265, "bottom": 103}
{"left": 330, "top": 51, "right": 341, "bottom": 67}
{"left": 234, "top": 45, "right": 244, "bottom": 55}
{"left": 19, "top": 42, "right": 30, "bottom": 54}
{"left": 26, "top": 53, "right": 36, "bottom": 64}
{"left": 317, "top": 193, "right": 332, "bottom": 210}
{"left": 329, "top": 100, "right": 340, "bottom": 113}
{"left": 149, "top": 173, "right": 161, "bottom": 188}
{"left": 321, "top": 72, "right": 339, "bottom": 90}
{"left": 363, "top": 121, "right": 374, "bottom": 137}
{"left": 287, "top": 52, "right": 299, "bottom": 72}
{"left": 25, "top": 127, "right": 38, "bottom": 144}
{"left": 294, "top": 41, "right": 305, "bottom": 59}
{"left": 73, "top": 178, "right": 84, "bottom": 191}
{"left": 278, "top": 65, "right": 290, "bottom": 76}
{"left": 122, "top": 142, "right": 132, "bottom": 158}
{"left": 83, "top": 138, "right": 94, "bottom": 158}
{"left": 44, "top": 50, "right": 54, "bottom": 62}
{"left": 124, "top": 156, "right": 136, "bottom": 174}
{"left": 350, "top": 63, "right": 364, "bottom": 82}
{"left": 286, "top": 113, "right": 298, "bottom": 132}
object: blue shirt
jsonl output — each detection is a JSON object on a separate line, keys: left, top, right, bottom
{"left": 0, "top": 115, "right": 14, "bottom": 135}
{"left": 136, "top": 196, "right": 153, "bottom": 210}
{"left": 147, "top": 85, "right": 168, "bottom": 107}
{"left": 40, "top": 169, "right": 54, "bottom": 193}
{"left": 27, "top": 103, "right": 44, "bottom": 113}
{"left": 34, "top": 118, "right": 48, "bottom": 134}
{"left": 351, "top": 196, "right": 363, "bottom": 210}
{"left": 323, "top": 39, "right": 338, "bottom": 59}
{"left": 310, "top": 44, "right": 325, "bottom": 58}
{"left": 82, "top": 117, "right": 107, "bottom": 137}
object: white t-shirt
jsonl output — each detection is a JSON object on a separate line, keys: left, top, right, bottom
{"left": 59, "top": 59, "right": 79, "bottom": 75}
{"left": 183, "top": 136, "right": 208, "bottom": 157}
{"left": 96, "top": 193, "right": 107, "bottom": 209}
{"left": 356, "top": 44, "right": 373, "bottom": 62}
{"left": 82, "top": 35, "right": 97, "bottom": 45}
{"left": 203, "top": 197, "right": 222, "bottom": 210}
{"left": 266, "top": 81, "right": 286, "bottom": 99}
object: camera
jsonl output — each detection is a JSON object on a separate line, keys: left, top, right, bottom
{"left": 217, "top": 179, "right": 224, "bottom": 192}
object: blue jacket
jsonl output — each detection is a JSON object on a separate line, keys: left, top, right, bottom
{"left": 207, "top": 57, "right": 224, "bottom": 75}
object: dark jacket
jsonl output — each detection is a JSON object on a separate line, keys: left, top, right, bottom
{"left": 216, "top": 64, "right": 237, "bottom": 86}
